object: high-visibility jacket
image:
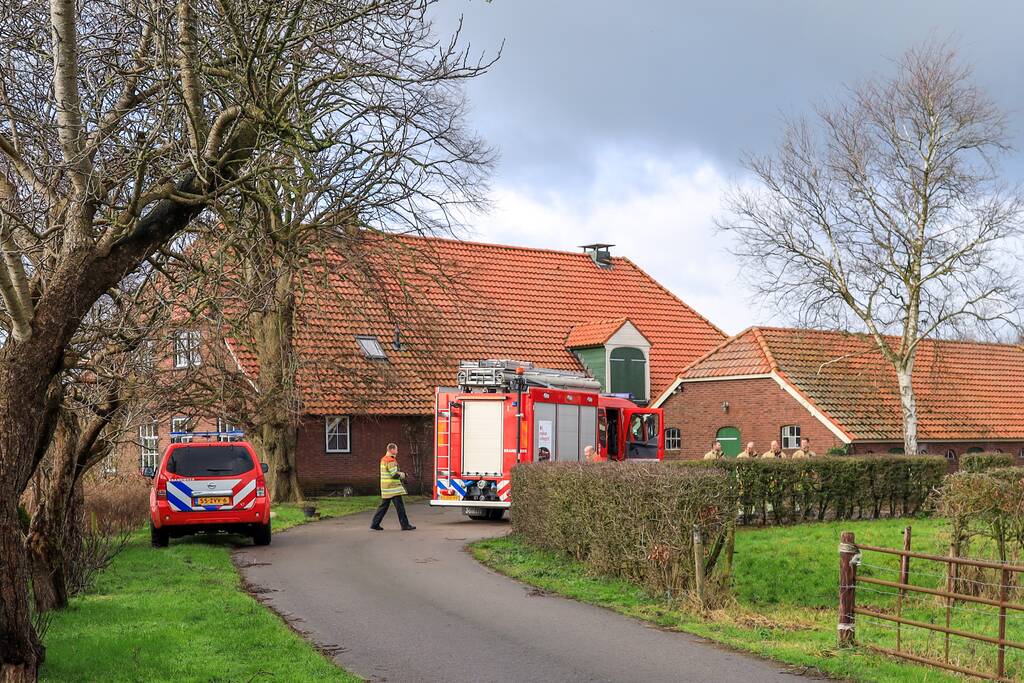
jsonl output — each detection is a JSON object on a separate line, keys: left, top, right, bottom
{"left": 792, "top": 449, "right": 817, "bottom": 459}
{"left": 703, "top": 450, "right": 723, "bottom": 460}
{"left": 761, "top": 449, "right": 785, "bottom": 459}
{"left": 380, "top": 453, "right": 407, "bottom": 499}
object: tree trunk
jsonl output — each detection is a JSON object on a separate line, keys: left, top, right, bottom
{"left": 0, "top": 499, "right": 43, "bottom": 682}
{"left": 255, "top": 266, "right": 302, "bottom": 503}
{"left": 896, "top": 362, "right": 918, "bottom": 455}
{"left": 25, "top": 414, "right": 81, "bottom": 613}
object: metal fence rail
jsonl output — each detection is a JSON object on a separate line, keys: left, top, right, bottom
{"left": 838, "top": 527, "right": 1024, "bottom": 681}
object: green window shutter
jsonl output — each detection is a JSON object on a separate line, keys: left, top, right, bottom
{"left": 716, "top": 426, "right": 741, "bottom": 457}
{"left": 575, "top": 347, "right": 607, "bottom": 390}
{"left": 609, "top": 347, "right": 646, "bottom": 401}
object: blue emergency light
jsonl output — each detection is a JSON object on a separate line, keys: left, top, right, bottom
{"left": 169, "top": 430, "right": 245, "bottom": 440}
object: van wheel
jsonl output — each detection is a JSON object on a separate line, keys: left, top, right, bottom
{"left": 150, "top": 523, "right": 169, "bottom": 548}
{"left": 252, "top": 521, "right": 272, "bottom": 546}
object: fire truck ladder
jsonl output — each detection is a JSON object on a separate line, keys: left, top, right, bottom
{"left": 435, "top": 406, "right": 451, "bottom": 488}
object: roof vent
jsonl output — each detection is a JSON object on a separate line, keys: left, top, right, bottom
{"left": 580, "top": 243, "right": 614, "bottom": 269}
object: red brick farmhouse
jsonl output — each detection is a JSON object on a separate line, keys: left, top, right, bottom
{"left": 654, "top": 326, "right": 1024, "bottom": 463}
{"left": 143, "top": 238, "right": 726, "bottom": 493}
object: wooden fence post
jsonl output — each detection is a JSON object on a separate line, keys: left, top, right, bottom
{"left": 998, "top": 567, "right": 1010, "bottom": 679}
{"left": 896, "top": 525, "right": 912, "bottom": 651}
{"left": 944, "top": 540, "right": 955, "bottom": 663}
{"left": 693, "top": 525, "right": 706, "bottom": 609}
{"left": 838, "top": 531, "right": 858, "bottom": 646}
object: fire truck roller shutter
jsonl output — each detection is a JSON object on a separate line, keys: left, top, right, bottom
{"left": 556, "top": 404, "right": 581, "bottom": 462}
{"left": 579, "top": 405, "right": 597, "bottom": 456}
{"left": 461, "top": 399, "right": 505, "bottom": 476}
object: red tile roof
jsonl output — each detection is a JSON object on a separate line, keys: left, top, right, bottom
{"left": 680, "top": 327, "right": 1024, "bottom": 441}
{"left": 565, "top": 318, "right": 636, "bottom": 348}
{"left": 234, "top": 235, "right": 725, "bottom": 415}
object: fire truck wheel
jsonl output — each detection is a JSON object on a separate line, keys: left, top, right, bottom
{"left": 252, "top": 520, "right": 272, "bottom": 546}
{"left": 466, "top": 510, "right": 489, "bottom": 521}
{"left": 150, "top": 522, "right": 169, "bottom": 548}
{"left": 487, "top": 509, "right": 505, "bottom": 521}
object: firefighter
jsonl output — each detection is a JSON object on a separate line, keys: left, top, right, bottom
{"left": 791, "top": 437, "right": 817, "bottom": 459}
{"left": 736, "top": 442, "right": 757, "bottom": 459}
{"left": 370, "top": 443, "right": 416, "bottom": 531}
{"left": 761, "top": 440, "right": 785, "bottom": 459}
{"left": 703, "top": 441, "right": 724, "bottom": 460}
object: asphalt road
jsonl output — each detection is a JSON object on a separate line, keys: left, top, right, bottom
{"left": 235, "top": 502, "right": 815, "bottom": 683}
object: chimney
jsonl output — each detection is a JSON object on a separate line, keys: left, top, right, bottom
{"left": 580, "top": 243, "right": 614, "bottom": 269}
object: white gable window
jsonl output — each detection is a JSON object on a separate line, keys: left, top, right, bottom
{"left": 781, "top": 425, "right": 801, "bottom": 449}
{"left": 326, "top": 416, "right": 351, "bottom": 453}
{"left": 356, "top": 335, "right": 387, "bottom": 360}
{"left": 171, "top": 416, "right": 194, "bottom": 443}
{"left": 665, "top": 427, "right": 682, "bottom": 451}
{"left": 174, "top": 330, "right": 202, "bottom": 368}
{"left": 139, "top": 421, "right": 159, "bottom": 469}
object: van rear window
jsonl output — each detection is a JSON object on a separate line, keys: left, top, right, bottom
{"left": 166, "top": 446, "right": 255, "bottom": 477}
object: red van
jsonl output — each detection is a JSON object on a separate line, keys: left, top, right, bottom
{"left": 147, "top": 440, "right": 271, "bottom": 547}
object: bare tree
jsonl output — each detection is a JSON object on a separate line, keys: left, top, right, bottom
{"left": 0, "top": 1, "right": 494, "bottom": 678}
{"left": 720, "top": 41, "right": 1024, "bottom": 455}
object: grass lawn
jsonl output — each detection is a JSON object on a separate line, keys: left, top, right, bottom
{"left": 473, "top": 518, "right": 1022, "bottom": 682}
{"left": 40, "top": 496, "right": 396, "bottom": 683}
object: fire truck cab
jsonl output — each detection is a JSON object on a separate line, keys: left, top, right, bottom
{"left": 431, "top": 360, "right": 664, "bottom": 520}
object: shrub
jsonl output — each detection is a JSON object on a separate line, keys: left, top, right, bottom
{"left": 69, "top": 477, "right": 151, "bottom": 596}
{"left": 930, "top": 468, "right": 1024, "bottom": 598}
{"left": 958, "top": 452, "right": 1015, "bottom": 473}
{"left": 512, "top": 462, "right": 736, "bottom": 598}
{"left": 667, "top": 456, "right": 947, "bottom": 525}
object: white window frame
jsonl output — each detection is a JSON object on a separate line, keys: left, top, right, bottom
{"left": 781, "top": 425, "right": 801, "bottom": 449}
{"left": 665, "top": 427, "right": 682, "bottom": 451}
{"left": 325, "top": 415, "right": 351, "bottom": 454}
{"left": 174, "top": 330, "right": 202, "bottom": 369}
{"left": 355, "top": 335, "right": 387, "bottom": 360}
{"left": 139, "top": 421, "right": 159, "bottom": 469}
{"left": 171, "top": 416, "right": 194, "bottom": 443}
{"left": 217, "top": 418, "right": 242, "bottom": 442}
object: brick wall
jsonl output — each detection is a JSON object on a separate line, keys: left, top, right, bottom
{"left": 296, "top": 414, "right": 433, "bottom": 495}
{"left": 659, "top": 377, "right": 844, "bottom": 459}
{"left": 659, "top": 376, "right": 1024, "bottom": 464}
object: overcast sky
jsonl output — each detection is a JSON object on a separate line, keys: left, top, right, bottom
{"left": 430, "top": 1, "right": 1024, "bottom": 334}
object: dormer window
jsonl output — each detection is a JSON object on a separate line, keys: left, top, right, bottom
{"left": 356, "top": 335, "right": 387, "bottom": 360}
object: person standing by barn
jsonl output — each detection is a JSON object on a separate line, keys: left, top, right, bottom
{"left": 370, "top": 443, "right": 416, "bottom": 531}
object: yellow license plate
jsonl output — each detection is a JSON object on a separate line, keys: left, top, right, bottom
{"left": 196, "top": 496, "right": 231, "bottom": 506}
{"left": 439, "top": 493, "right": 460, "bottom": 500}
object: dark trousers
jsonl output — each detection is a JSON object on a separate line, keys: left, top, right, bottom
{"left": 371, "top": 495, "right": 411, "bottom": 529}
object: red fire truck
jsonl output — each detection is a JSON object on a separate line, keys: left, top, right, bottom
{"left": 431, "top": 360, "right": 664, "bottom": 520}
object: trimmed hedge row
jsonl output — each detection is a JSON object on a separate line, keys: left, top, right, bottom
{"left": 668, "top": 456, "right": 947, "bottom": 525}
{"left": 959, "top": 452, "right": 1015, "bottom": 473}
{"left": 511, "top": 462, "right": 737, "bottom": 596}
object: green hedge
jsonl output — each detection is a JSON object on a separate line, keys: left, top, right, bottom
{"left": 511, "top": 462, "right": 737, "bottom": 596}
{"left": 959, "top": 452, "right": 1015, "bottom": 473}
{"left": 667, "top": 456, "right": 947, "bottom": 525}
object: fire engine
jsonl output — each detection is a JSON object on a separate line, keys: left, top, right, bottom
{"left": 431, "top": 360, "right": 664, "bottom": 520}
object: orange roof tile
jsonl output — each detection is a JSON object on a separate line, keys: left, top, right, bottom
{"left": 565, "top": 318, "right": 636, "bottom": 348}
{"left": 234, "top": 235, "right": 725, "bottom": 415}
{"left": 683, "top": 327, "right": 1024, "bottom": 442}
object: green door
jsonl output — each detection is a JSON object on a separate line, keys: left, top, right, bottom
{"left": 609, "top": 347, "right": 646, "bottom": 401}
{"left": 716, "top": 426, "right": 741, "bottom": 458}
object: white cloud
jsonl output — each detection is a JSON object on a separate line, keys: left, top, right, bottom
{"left": 466, "top": 149, "right": 780, "bottom": 335}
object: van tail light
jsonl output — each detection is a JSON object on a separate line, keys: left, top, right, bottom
{"left": 156, "top": 476, "right": 168, "bottom": 499}
{"left": 256, "top": 478, "right": 266, "bottom": 498}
